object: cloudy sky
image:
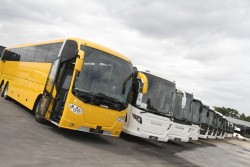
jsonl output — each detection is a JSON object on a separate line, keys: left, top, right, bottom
{"left": 1, "top": 0, "right": 250, "bottom": 115}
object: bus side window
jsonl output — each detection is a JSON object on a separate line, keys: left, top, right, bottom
{"left": 26, "top": 46, "right": 37, "bottom": 62}
{"left": 3, "top": 49, "right": 20, "bottom": 61}
{"left": 46, "top": 43, "right": 63, "bottom": 63}
{"left": 19, "top": 47, "right": 29, "bottom": 61}
{"left": 35, "top": 44, "right": 50, "bottom": 62}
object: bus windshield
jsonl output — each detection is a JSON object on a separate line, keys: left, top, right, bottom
{"left": 173, "top": 92, "right": 193, "bottom": 121}
{"left": 192, "top": 101, "right": 201, "bottom": 124}
{"left": 200, "top": 107, "right": 209, "bottom": 124}
{"left": 213, "top": 114, "right": 217, "bottom": 127}
{"left": 208, "top": 110, "right": 214, "bottom": 126}
{"left": 140, "top": 73, "right": 175, "bottom": 116}
{"left": 185, "top": 93, "right": 193, "bottom": 121}
{"left": 173, "top": 91, "right": 183, "bottom": 119}
{"left": 217, "top": 117, "right": 222, "bottom": 128}
{"left": 73, "top": 46, "right": 133, "bottom": 111}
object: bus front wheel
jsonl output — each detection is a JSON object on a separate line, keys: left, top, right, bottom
{"left": 34, "top": 98, "right": 46, "bottom": 124}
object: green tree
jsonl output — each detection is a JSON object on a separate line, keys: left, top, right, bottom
{"left": 246, "top": 116, "right": 250, "bottom": 122}
{"left": 213, "top": 106, "right": 239, "bottom": 119}
{"left": 213, "top": 106, "right": 250, "bottom": 122}
{"left": 240, "top": 113, "right": 246, "bottom": 121}
{"left": 213, "top": 106, "right": 229, "bottom": 116}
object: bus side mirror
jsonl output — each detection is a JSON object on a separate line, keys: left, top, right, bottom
{"left": 75, "top": 50, "right": 85, "bottom": 72}
{"left": 137, "top": 72, "right": 148, "bottom": 94}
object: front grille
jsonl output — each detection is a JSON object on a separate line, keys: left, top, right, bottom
{"left": 200, "top": 124, "right": 209, "bottom": 135}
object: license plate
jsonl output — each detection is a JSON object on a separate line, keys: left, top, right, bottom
{"left": 90, "top": 128, "right": 104, "bottom": 134}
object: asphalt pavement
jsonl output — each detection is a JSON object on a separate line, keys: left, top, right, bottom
{"left": 0, "top": 97, "right": 250, "bottom": 167}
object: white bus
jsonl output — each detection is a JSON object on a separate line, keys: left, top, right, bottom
{"left": 227, "top": 122, "right": 234, "bottom": 138}
{"left": 207, "top": 108, "right": 216, "bottom": 139}
{"left": 216, "top": 114, "right": 224, "bottom": 139}
{"left": 189, "top": 98, "right": 202, "bottom": 141}
{"left": 123, "top": 66, "right": 176, "bottom": 142}
{"left": 211, "top": 111, "right": 221, "bottom": 139}
{"left": 198, "top": 105, "right": 210, "bottom": 139}
{"left": 167, "top": 90, "right": 193, "bottom": 142}
{"left": 219, "top": 117, "right": 227, "bottom": 139}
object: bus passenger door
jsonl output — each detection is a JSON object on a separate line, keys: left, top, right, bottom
{"left": 37, "top": 39, "right": 78, "bottom": 122}
{"left": 38, "top": 57, "right": 61, "bottom": 119}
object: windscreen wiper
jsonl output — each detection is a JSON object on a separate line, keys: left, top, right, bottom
{"left": 138, "top": 107, "right": 150, "bottom": 114}
{"left": 139, "top": 108, "right": 172, "bottom": 119}
{"left": 95, "top": 93, "right": 127, "bottom": 109}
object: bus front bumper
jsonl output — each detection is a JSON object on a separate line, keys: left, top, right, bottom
{"left": 123, "top": 129, "right": 169, "bottom": 142}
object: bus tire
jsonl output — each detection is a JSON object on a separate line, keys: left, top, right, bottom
{"left": 2, "top": 84, "right": 10, "bottom": 100}
{"left": 34, "top": 98, "right": 46, "bottom": 124}
{"left": 0, "top": 82, "right": 4, "bottom": 95}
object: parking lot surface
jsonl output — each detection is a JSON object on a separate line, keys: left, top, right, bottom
{"left": 0, "top": 97, "right": 250, "bottom": 167}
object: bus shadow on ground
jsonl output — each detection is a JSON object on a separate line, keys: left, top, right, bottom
{"left": 3, "top": 98, "right": 217, "bottom": 166}
{"left": 49, "top": 125, "right": 217, "bottom": 167}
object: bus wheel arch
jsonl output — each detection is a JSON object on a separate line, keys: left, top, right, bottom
{"left": 2, "top": 82, "right": 10, "bottom": 100}
{"left": 0, "top": 80, "right": 4, "bottom": 93}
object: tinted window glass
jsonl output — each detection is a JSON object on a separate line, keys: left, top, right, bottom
{"left": 185, "top": 93, "right": 193, "bottom": 121}
{"left": 35, "top": 44, "right": 50, "bottom": 62}
{"left": 173, "top": 91, "right": 184, "bottom": 119}
{"left": 26, "top": 46, "right": 37, "bottom": 62}
{"left": 200, "top": 107, "right": 209, "bottom": 124}
{"left": 19, "top": 47, "right": 29, "bottom": 61}
{"left": 2, "top": 48, "right": 20, "bottom": 61}
{"left": 0, "top": 46, "right": 5, "bottom": 58}
{"left": 142, "top": 73, "right": 176, "bottom": 115}
{"left": 61, "top": 40, "right": 78, "bottom": 62}
{"left": 46, "top": 43, "right": 62, "bottom": 62}
{"left": 192, "top": 101, "right": 201, "bottom": 124}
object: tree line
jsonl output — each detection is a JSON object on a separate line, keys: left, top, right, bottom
{"left": 213, "top": 106, "right": 250, "bottom": 122}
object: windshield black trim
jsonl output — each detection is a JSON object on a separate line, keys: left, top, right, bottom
{"left": 136, "top": 106, "right": 173, "bottom": 120}
{"left": 173, "top": 117, "right": 192, "bottom": 125}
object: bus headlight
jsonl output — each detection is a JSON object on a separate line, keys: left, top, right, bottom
{"left": 132, "top": 113, "right": 142, "bottom": 124}
{"left": 117, "top": 116, "right": 126, "bottom": 122}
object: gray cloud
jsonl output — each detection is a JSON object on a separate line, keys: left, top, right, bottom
{"left": 0, "top": 0, "right": 249, "bottom": 115}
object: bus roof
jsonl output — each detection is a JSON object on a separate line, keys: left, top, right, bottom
{"left": 5, "top": 38, "right": 131, "bottom": 63}
{"left": 134, "top": 65, "right": 175, "bottom": 84}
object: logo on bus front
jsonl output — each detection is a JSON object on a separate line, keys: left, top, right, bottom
{"left": 69, "top": 103, "right": 83, "bottom": 114}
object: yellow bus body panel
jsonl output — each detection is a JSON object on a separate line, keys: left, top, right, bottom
{"left": 59, "top": 94, "right": 127, "bottom": 137}
{"left": 1, "top": 61, "right": 51, "bottom": 110}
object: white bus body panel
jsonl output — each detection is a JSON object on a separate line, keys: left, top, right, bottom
{"left": 189, "top": 124, "right": 200, "bottom": 141}
{"left": 167, "top": 122, "right": 191, "bottom": 142}
{"left": 207, "top": 132, "right": 216, "bottom": 139}
{"left": 123, "top": 105, "right": 172, "bottom": 142}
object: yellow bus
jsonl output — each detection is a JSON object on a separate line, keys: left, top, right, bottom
{"left": 0, "top": 38, "right": 148, "bottom": 137}
{"left": 0, "top": 45, "right": 6, "bottom": 85}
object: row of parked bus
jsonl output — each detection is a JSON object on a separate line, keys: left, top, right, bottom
{"left": 123, "top": 65, "right": 235, "bottom": 142}
{"left": 0, "top": 38, "right": 234, "bottom": 143}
